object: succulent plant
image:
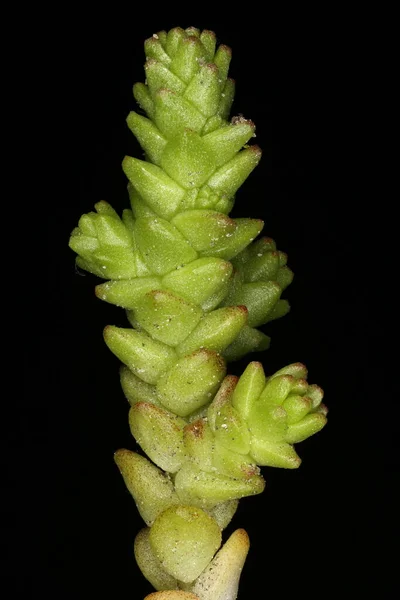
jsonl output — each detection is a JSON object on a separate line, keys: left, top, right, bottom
{"left": 69, "top": 26, "right": 327, "bottom": 600}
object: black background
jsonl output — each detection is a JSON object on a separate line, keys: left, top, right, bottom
{"left": 19, "top": 8, "right": 394, "bottom": 598}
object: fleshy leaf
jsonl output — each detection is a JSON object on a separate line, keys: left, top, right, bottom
{"left": 134, "top": 216, "right": 197, "bottom": 275}
{"left": 205, "top": 146, "right": 262, "bottom": 200}
{"left": 145, "top": 58, "right": 186, "bottom": 97}
{"left": 189, "top": 529, "right": 250, "bottom": 600}
{"left": 249, "top": 438, "right": 301, "bottom": 469}
{"left": 203, "top": 120, "right": 256, "bottom": 167}
{"left": 206, "top": 499, "right": 239, "bottom": 531}
{"left": 161, "top": 131, "right": 215, "bottom": 189}
{"left": 134, "top": 528, "right": 178, "bottom": 591}
{"left": 176, "top": 306, "right": 248, "bottom": 356}
{"left": 154, "top": 89, "right": 207, "bottom": 137}
{"left": 120, "top": 366, "right": 160, "bottom": 407}
{"left": 175, "top": 462, "right": 265, "bottom": 508}
{"left": 231, "top": 361, "right": 265, "bottom": 421}
{"left": 129, "top": 402, "right": 186, "bottom": 473}
{"left": 162, "top": 257, "right": 233, "bottom": 308}
{"left": 133, "top": 289, "right": 203, "bottom": 346}
{"left": 169, "top": 35, "right": 205, "bottom": 83}
{"left": 123, "top": 157, "right": 185, "bottom": 219}
{"left": 114, "top": 450, "right": 180, "bottom": 525}
{"left": 184, "top": 418, "right": 215, "bottom": 473}
{"left": 149, "top": 505, "right": 222, "bottom": 583}
{"left": 213, "top": 440, "right": 259, "bottom": 480}
{"left": 285, "top": 413, "right": 327, "bottom": 443}
{"left": 103, "top": 326, "right": 176, "bottom": 385}
{"left": 95, "top": 277, "right": 161, "bottom": 309}
{"left": 222, "top": 326, "right": 271, "bottom": 362}
{"left": 157, "top": 349, "right": 226, "bottom": 417}
{"left": 171, "top": 210, "right": 236, "bottom": 253}
{"left": 184, "top": 62, "right": 221, "bottom": 117}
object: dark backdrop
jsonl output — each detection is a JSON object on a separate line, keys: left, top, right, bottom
{"left": 20, "top": 9, "right": 393, "bottom": 599}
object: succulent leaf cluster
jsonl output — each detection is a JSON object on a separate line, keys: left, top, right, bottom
{"left": 69, "top": 26, "right": 292, "bottom": 363}
{"left": 69, "top": 26, "right": 327, "bottom": 600}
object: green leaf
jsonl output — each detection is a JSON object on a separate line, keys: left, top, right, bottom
{"left": 285, "top": 413, "right": 327, "bottom": 443}
{"left": 207, "top": 375, "right": 238, "bottom": 433}
{"left": 213, "top": 44, "right": 232, "bottom": 86}
{"left": 94, "top": 215, "right": 132, "bottom": 248}
{"left": 200, "top": 218, "right": 264, "bottom": 260}
{"left": 149, "top": 505, "right": 222, "bottom": 583}
{"left": 231, "top": 361, "right": 266, "bottom": 421}
{"left": 94, "top": 200, "right": 120, "bottom": 217}
{"left": 222, "top": 326, "right": 270, "bottom": 362}
{"left": 258, "top": 375, "right": 294, "bottom": 406}
{"left": 134, "top": 528, "right": 178, "bottom": 591}
{"left": 228, "top": 280, "right": 282, "bottom": 327}
{"left": 129, "top": 402, "right": 186, "bottom": 472}
{"left": 161, "top": 131, "right": 216, "bottom": 189}
{"left": 126, "top": 111, "right": 167, "bottom": 166}
{"left": 162, "top": 257, "right": 233, "bottom": 309}
{"left": 184, "top": 62, "right": 221, "bottom": 117}
{"left": 249, "top": 439, "right": 301, "bottom": 469}
{"left": 123, "top": 157, "right": 185, "bottom": 220}
{"left": 213, "top": 440, "right": 258, "bottom": 480}
{"left": 214, "top": 401, "right": 251, "bottom": 456}
{"left": 184, "top": 418, "right": 215, "bottom": 473}
{"left": 247, "top": 404, "right": 288, "bottom": 443}
{"left": 202, "top": 114, "right": 225, "bottom": 135}
{"left": 276, "top": 265, "right": 294, "bottom": 291}
{"left": 154, "top": 30, "right": 168, "bottom": 45}
{"left": 200, "top": 276, "right": 232, "bottom": 312}
{"left": 264, "top": 299, "right": 291, "bottom": 322}
{"left": 144, "top": 36, "right": 171, "bottom": 66}
{"left": 206, "top": 146, "right": 262, "bottom": 200}
{"left": 134, "top": 216, "right": 197, "bottom": 275}
{"left": 77, "top": 213, "right": 97, "bottom": 236}
{"left": 172, "top": 210, "right": 236, "bottom": 253}
{"left": 217, "top": 78, "right": 235, "bottom": 119}
{"left": 169, "top": 35, "right": 205, "bottom": 83}
{"left": 175, "top": 462, "right": 265, "bottom": 508}
{"left": 128, "top": 185, "right": 158, "bottom": 219}
{"left": 154, "top": 89, "right": 207, "bottom": 137}
{"left": 121, "top": 209, "right": 136, "bottom": 240}
{"left": 269, "top": 362, "right": 308, "bottom": 380}
{"left": 246, "top": 236, "right": 277, "bottom": 258}
{"left": 203, "top": 119, "right": 256, "bottom": 167}
{"left": 69, "top": 232, "right": 99, "bottom": 261}
{"left": 190, "top": 529, "right": 250, "bottom": 600}
{"left": 144, "top": 58, "right": 186, "bottom": 97}
{"left": 75, "top": 256, "right": 105, "bottom": 278}
{"left": 95, "top": 277, "right": 161, "bottom": 309}
{"left": 307, "top": 383, "right": 324, "bottom": 409}
{"left": 199, "top": 29, "right": 216, "bottom": 61}
{"left": 185, "top": 27, "right": 201, "bottom": 38}
{"left": 176, "top": 306, "right": 248, "bottom": 356}
{"left": 133, "top": 289, "right": 202, "bottom": 346}
{"left": 282, "top": 395, "right": 312, "bottom": 425}
{"left": 120, "top": 366, "right": 160, "bottom": 407}
{"left": 103, "top": 326, "right": 176, "bottom": 385}
{"left": 206, "top": 499, "right": 238, "bottom": 531}
{"left": 157, "top": 349, "right": 226, "bottom": 417}
{"left": 133, "top": 82, "right": 155, "bottom": 119}
{"left": 243, "top": 250, "right": 280, "bottom": 283}
{"left": 290, "top": 378, "right": 309, "bottom": 395}
{"left": 165, "top": 27, "right": 186, "bottom": 58}
{"left": 114, "top": 450, "right": 180, "bottom": 525}
{"left": 92, "top": 248, "right": 137, "bottom": 279}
